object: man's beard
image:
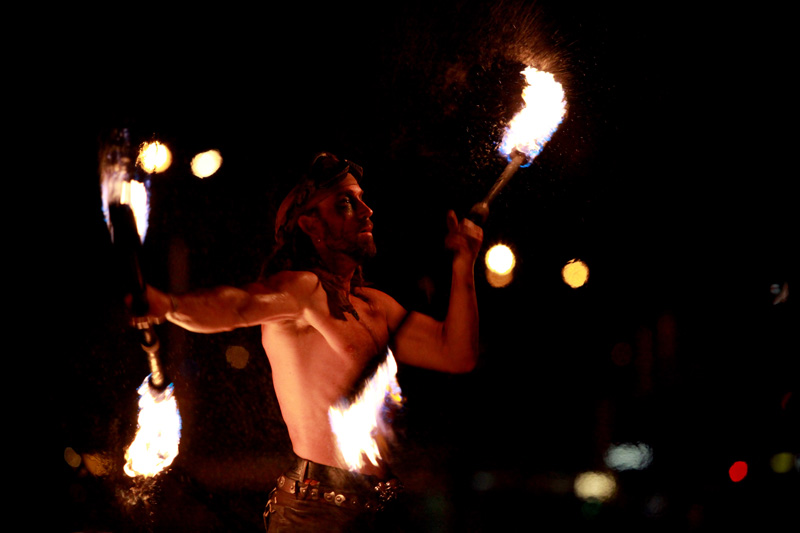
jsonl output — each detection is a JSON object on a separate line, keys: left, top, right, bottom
{"left": 321, "top": 222, "right": 376, "bottom": 263}
{"left": 349, "top": 234, "right": 377, "bottom": 262}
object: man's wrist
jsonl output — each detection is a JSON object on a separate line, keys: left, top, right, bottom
{"left": 451, "top": 256, "right": 477, "bottom": 285}
{"left": 452, "top": 253, "right": 477, "bottom": 271}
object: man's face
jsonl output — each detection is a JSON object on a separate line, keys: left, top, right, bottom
{"left": 314, "top": 175, "right": 376, "bottom": 260}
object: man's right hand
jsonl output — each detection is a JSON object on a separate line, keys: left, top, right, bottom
{"left": 126, "top": 285, "right": 172, "bottom": 327}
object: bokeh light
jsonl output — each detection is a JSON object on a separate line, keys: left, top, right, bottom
{"left": 574, "top": 471, "right": 616, "bottom": 502}
{"left": 604, "top": 442, "right": 653, "bottom": 471}
{"left": 64, "top": 447, "right": 81, "bottom": 469}
{"left": 486, "top": 244, "right": 515, "bottom": 274}
{"left": 485, "top": 243, "right": 516, "bottom": 288}
{"left": 729, "top": 461, "right": 748, "bottom": 482}
{"left": 83, "top": 452, "right": 112, "bottom": 476}
{"left": 191, "top": 149, "right": 223, "bottom": 178}
{"left": 562, "top": 258, "right": 589, "bottom": 288}
{"left": 225, "top": 345, "right": 250, "bottom": 369}
{"left": 138, "top": 141, "right": 172, "bottom": 173}
{"left": 770, "top": 452, "right": 795, "bottom": 474}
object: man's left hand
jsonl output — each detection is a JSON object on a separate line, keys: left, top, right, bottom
{"left": 444, "top": 209, "right": 483, "bottom": 265}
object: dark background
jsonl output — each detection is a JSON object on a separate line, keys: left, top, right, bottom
{"left": 52, "top": 1, "right": 794, "bottom": 531}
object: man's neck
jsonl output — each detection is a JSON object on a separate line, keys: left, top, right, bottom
{"left": 311, "top": 263, "right": 361, "bottom": 321}
{"left": 314, "top": 250, "right": 361, "bottom": 292}
{"left": 312, "top": 266, "right": 354, "bottom": 294}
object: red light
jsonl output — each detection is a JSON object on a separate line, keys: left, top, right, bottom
{"left": 729, "top": 461, "right": 748, "bottom": 482}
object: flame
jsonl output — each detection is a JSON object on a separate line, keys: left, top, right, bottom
{"left": 99, "top": 165, "right": 150, "bottom": 244}
{"left": 123, "top": 376, "right": 182, "bottom": 478}
{"left": 120, "top": 179, "right": 150, "bottom": 243}
{"left": 100, "top": 129, "right": 134, "bottom": 240}
{"left": 328, "top": 350, "right": 403, "bottom": 472}
{"left": 99, "top": 130, "right": 153, "bottom": 244}
{"left": 499, "top": 67, "right": 566, "bottom": 164}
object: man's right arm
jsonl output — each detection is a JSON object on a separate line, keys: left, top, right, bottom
{"left": 142, "top": 271, "right": 319, "bottom": 333}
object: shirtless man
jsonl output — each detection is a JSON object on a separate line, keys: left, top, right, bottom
{"left": 141, "top": 153, "right": 482, "bottom": 531}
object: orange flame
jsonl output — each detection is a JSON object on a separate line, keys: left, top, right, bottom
{"left": 120, "top": 179, "right": 149, "bottom": 243}
{"left": 99, "top": 129, "right": 151, "bottom": 244}
{"left": 123, "top": 377, "right": 182, "bottom": 478}
{"left": 499, "top": 66, "right": 566, "bottom": 163}
{"left": 328, "top": 350, "right": 403, "bottom": 472}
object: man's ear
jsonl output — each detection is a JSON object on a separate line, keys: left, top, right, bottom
{"left": 297, "top": 214, "right": 322, "bottom": 242}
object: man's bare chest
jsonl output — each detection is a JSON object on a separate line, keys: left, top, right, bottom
{"left": 316, "top": 296, "right": 388, "bottom": 359}
{"left": 264, "top": 290, "right": 388, "bottom": 360}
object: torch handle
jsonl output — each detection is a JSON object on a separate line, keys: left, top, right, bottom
{"left": 140, "top": 324, "right": 166, "bottom": 390}
{"left": 108, "top": 203, "right": 149, "bottom": 315}
{"left": 108, "top": 202, "right": 169, "bottom": 391}
{"left": 467, "top": 202, "right": 490, "bottom": 226}
{"left": 467, "top": 151, "right": 528, "bottom": 226}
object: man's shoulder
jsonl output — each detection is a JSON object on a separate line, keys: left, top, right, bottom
{"left": 357, "top": 285, "right": 391, "bottom": 300}
{"left": 356, "top": 286, "right": 405, "bottom": 317}
{"left": 252, "top": 271, "right": 322, "bottom": 296}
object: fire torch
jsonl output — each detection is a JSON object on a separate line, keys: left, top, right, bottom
{"left": 101, "top": 128, "right": 167, "bottom": 390}
{"left": 100, "top": 128, "right": 181, "bottom": 478}
{"left": 469, "top": 66, "right": 567, "bottom": 225}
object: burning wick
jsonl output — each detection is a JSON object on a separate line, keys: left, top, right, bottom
{"left": 123, "top": 376, "right": 182, "bottom": 478}
{"left": 470, "top": 66, "right": 567, "bottom": 224}
{"left": 328, "top": 350, "right": 403, "bottom": 472}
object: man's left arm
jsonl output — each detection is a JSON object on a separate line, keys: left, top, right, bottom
{"left": 385, "top": 210, "right": 483, "bottom": 373}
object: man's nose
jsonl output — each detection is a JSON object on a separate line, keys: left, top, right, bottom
{"left": 355, "top": 198, "right": 373, "bottom": 218}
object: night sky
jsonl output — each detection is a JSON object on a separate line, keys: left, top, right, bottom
{"left": 53, "top": 2, "right": 794, "bottom": 531}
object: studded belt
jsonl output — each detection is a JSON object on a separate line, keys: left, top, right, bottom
{"left": 273, "top": 458, "right": 402, "bottom": 512}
